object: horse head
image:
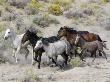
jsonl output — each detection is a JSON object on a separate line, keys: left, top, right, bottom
{"left": 21, "top": 30, "right": 30, "bottom": 44}
{"left": 4, "top": 28, "right": 13, "bottom": 40}
{"left": 57, "top": 26, "right": 68, "bottom": 38}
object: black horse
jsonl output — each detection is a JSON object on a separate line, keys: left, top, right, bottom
{"left": 21, "top": 29, "right": 59, "bottom": 69}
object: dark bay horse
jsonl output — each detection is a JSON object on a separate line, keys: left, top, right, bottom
{"left": 57, "top": 26, "right": 103, "bottom": 60}
{"left": 58, "top": 26, "right": 102, "bottom": 44}
{"left": 21, "top": 29, "right": 59, "bottom": 69}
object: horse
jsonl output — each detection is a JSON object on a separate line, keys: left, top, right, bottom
{"left": 21, "top": 29, "right": 59, "bottom": 69}
{"left": 75, "top": 35, "right": 108, "bottom": 61}
{"left": 57, "top": 26, "right": 103, "bottom": 59}
{"left": 58, "top": 26, "right": 102, "bottom": 44}
{"left": 34, "top": 38, "right": 71, "bottom": 68}
{"left": 4, "top": 28, "right": 29, "bottom": 63}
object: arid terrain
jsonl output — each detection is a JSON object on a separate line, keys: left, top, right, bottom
{"left": 0, "top": 0, "right": 110, "bottom": 82}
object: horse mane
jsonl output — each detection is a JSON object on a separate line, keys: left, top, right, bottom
{"left": 42, "top": 36, "right": 60, "bottom": 46}
{"left": 77, "top": 31, "right": 89, "bottom": 34}
{"left": 66, "top": 28, "right": 77, "bottom": 34}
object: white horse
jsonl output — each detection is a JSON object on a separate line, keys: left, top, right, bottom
{"left": 4, "top": 28, "right": 29, "bottom": 63}
{"left": 34, "top": 38, "right": 71, "bottom": 67}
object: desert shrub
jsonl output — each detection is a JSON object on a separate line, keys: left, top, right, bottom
{"left": 65, "top": 9, "right": 84, "bottom": 19}
{"left": 2, "top": 12, "right": 17, "bottom": 21}
{"left": 0, "top": 11, "right": 1, "bottom": 17}
{"left": 80, "top": 3, "right": 99, "bottom": 11}
{"left": 52, "top": 0, "right": 73, "bottom": 12}
{"left": 24, "top": 6, "right": 38, "bottom": 15}
{"left": 0, "top": 0, "right": 7, "bottom": 5}
{"left": 100, "top": 18, "right": 110, "bottom": 31}
{"left": 21, "top": 69, "right": 40, "bottom": 82}
{"left": 27, "top": 0, "right": 44, "bottom": 12}
{"left": 48, "top": 4, "right": 63, "bottom": 16}
{"left": 33, "top": 14, "right": 59, "bottom": 27}
{"left": 15, "top": 17, "right": 25, "bottom": 30}
{"left": 0, "top": 24, "right": 4, "bottom": 32}
{"left": 100, "top": 0, "right": 110, "bottom": 3}
{"left": 0, "top": 57, "right": 5, "bottom": 64}
{"left": 53, "top": 0, "right": 72, "bottom": 7}
{"left": 8, "top": 0, "right": 30, "bottom": 9}
{"left": 65, "top": 8, "right": 93, "bottom": 19}
{"left": 69, "top": 57, "right": 84, "bottom": 67}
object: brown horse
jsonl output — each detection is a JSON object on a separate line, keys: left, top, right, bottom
{"left": 58, "top": 26, "right": 102, "bottom": 45}
{"left": 57, "top": 26, "right": 103, "bottom": 60}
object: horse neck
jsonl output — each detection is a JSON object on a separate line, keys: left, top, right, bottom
{"left": 10, "top": 31, "right": 17, "bottom": 42}
{"left": 29, "top": 35, "right": 40, "bottom": 47}
{"left": 66, "top": 33, "right": 77, "bottom": 45}
{"left": 42, "top": 43, "right": 50, "bottom": 52}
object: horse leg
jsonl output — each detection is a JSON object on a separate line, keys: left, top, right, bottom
{"left": 74, "top": 49, "right": 77, "bottom": 57}
{"left": 101, "top": 50, "right": 107, "bottom": 61}
{"left": 31, "top": 48, "right": 35, "bottom": 65}
{"left": 38, "top": 53, "right": 42, "bottom": 69}
{"left": 92, "top": 51, "right": 96, "bottom": 62}
{"left": 51, "top": 57, "right": 58, "bottom": 66}
{"left": 60, "top": 52, "right": 68, "bottom": 69}
{"left": 79, "top": 49, "right": 85, "bottom": 62}
{"left": 14, "top": 46, "right": 21, "bottom": 63}
{"left": 99, "top": 50, "right": 102, "bottom": 56}
{"left": 12, "top": 48, "right": 16, "bottom": 58}
{"left": 25, "top": 48, "right": 29, "bottom": 60}
{"left": 34, "top": 52, "right": 39, "bottom": 62}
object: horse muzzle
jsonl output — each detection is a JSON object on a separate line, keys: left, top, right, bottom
{"left": 4, "top": 36, "right": 8, "bottom": 40}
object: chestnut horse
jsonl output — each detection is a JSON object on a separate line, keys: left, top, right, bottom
{"left": 57, "top": 26, "right": 103, "bottom": 60}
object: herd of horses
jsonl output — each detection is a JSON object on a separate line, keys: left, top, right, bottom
{"left": 3, "top": 26, "right": 109, "bottom": 69}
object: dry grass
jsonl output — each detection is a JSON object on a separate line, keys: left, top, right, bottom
{"left": 20, "top": 68, "right": 41, "bottom": 82}
{"left": 69, "top": 57, "right": 85, "bottom": 67}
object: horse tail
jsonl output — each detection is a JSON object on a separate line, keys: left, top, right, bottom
{"left": 97, "top": 35, "right": 102, "bottom": 42}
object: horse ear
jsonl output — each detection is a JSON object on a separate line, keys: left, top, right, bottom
{"left": 60, "top": 27, "right": 63, "bottom": 29}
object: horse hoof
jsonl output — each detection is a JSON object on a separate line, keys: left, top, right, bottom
{"left": 38, "top": 67, "right": 40, "bottom": 69}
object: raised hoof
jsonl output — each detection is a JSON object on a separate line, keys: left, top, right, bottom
{"left": 38, "top": 66, "right": 40, "bottom": 69}
{"left": 15, "top": 59, "right": 20, "bottom": 63}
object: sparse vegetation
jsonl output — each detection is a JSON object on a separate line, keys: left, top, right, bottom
{"left": 27, "top": 0, "right": 44, "bottom": 12}
{"left": 33, "top": 14, "right": 59, "bottom": 27}
{"left": 53, "top": 0, "right": 72, "bottom": 7}
{"left": 0, "top": 57, "right": 5, "bottom": 64}
{"left": 8, "top": 0, "right": 30, "bottom": 9}
{"left": 48, "top": 4, "right": 63, "bottom": 15}
{"left": 0, "top": 0, "right": 7, "bottom": 5}
{"left": 69, "top": 57, "right": 84, "bottom": 67}
{"left": 2, "top": 12, "right": 17, "bottom": 21}
{"left": 21, "top": 68, "right": 40, "bottom": 82}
